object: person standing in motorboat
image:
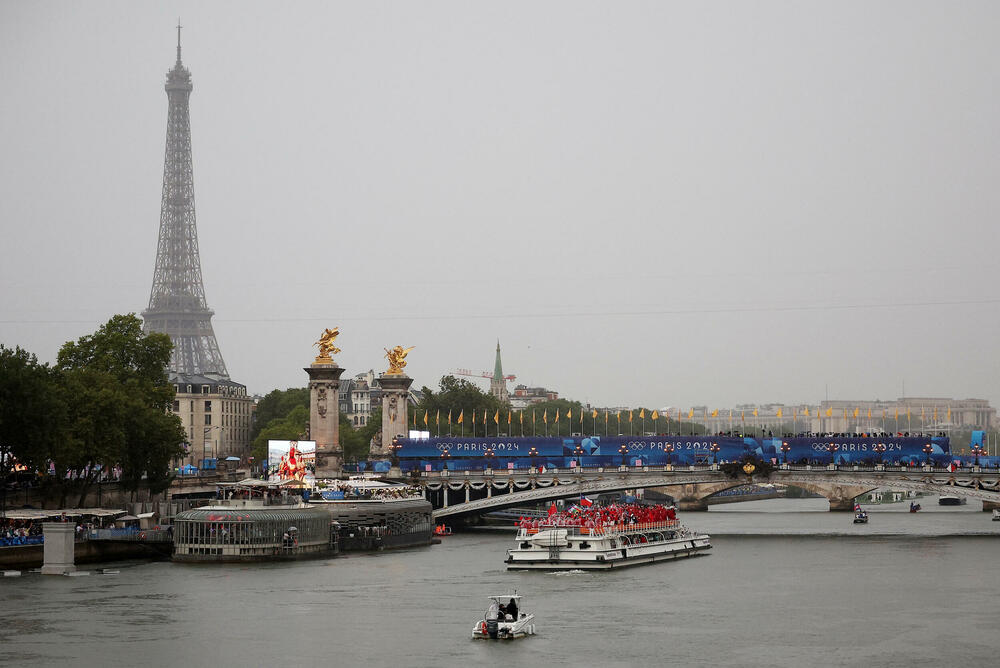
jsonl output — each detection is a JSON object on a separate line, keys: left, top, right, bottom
{"left": 506, "top": 598, "right": 518, "bottom": 620}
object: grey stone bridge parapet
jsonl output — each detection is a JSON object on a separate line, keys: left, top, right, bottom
{"left": 414, "top": 464, "right": 1000, "bottom": 520}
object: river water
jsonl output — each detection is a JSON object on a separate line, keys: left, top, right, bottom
{"left": 2, "top": 496, "right": 998, "bottom": 668}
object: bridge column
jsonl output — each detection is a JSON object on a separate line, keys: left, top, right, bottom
{"left": 487, "top": 484, "right": 492, "bottom": 498}
{"left": 442, "top": 487, "right": 448, "bottom": 508}
{"left": 305, "top": 362, "right": 346, "bottom": 477}
{"left": 465, "top": 483, "right": 470, "bottom": 504}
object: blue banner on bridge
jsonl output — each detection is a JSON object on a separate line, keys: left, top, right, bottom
{"left": 394, "top": 434, "right": 952, "bottom": 470}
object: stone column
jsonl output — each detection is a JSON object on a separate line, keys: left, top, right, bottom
{"left": 41, "top": 523, "right": 76, "bottom": 575}
{"left": 305, "top": 363, "right": 345, "bottom": 477}
{"left": 378, "top": 373, "right": 413, "bottom": 457}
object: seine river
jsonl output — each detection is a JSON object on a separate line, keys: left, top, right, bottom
{"left": 3, "top": 496, "right": 998, "bottom": 668}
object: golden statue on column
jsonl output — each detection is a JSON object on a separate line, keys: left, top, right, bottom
{"left": 314, "top": 327, "right": 342, "bottom": 364}
{"left": 384, "top": 345, "right": 414, "bottom": 375}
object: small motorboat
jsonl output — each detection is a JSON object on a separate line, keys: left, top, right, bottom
{"left": 472, "top": 594, "right": 536, "bottom": 640}
{"left": 992, "top": 509, "right": 1000, "bottom": 522}
{"left": 909, "top": 502, "right": 921, "bottom": 513}
{"left": 853, "top": 510, "right": 869, "bottom": 524}
{"left": 433, "top": 525, "right": 452, "bottom": 537}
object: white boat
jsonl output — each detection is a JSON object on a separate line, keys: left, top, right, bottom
{"left": 505, "top": 519, "right": 711, "bottom": 570}
{"left": 992, "top": 509, "right": 1000, "bottom": 522}
{"left": 472, "top": 595, "right": 536, "bottom": 640}
{"left": 853, "top": 511, "right": 869, "bottom": 524}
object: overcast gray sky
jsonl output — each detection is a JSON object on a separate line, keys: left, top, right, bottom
{"left": 2, "top": 1, "right": 998, "bottom": 410}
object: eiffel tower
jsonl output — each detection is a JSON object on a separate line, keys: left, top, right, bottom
{"left": 142, "top": 25, "right": 229, "bottom": 379}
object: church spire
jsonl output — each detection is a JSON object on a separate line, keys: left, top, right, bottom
{"left": 490, "top": 341, "right": 508, "bottom": 402}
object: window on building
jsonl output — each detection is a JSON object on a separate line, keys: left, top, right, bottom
{"left": 187, "top": 385, "right": 192, "bottom": 393}
{"left": 173, "top": 400, "right": 180, "bottom": 412}
{"left": 205, "top": 414, "right": 212, "bottom": 425}
{"left": 205, "top": 400, "right": 212, "bottom": 412}
{"left": 202, "top": 385, "right": 210, "bottom": 394}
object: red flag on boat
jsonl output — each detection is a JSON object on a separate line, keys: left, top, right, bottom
{"left": 580, "top": 496, "right": 594, "bottom": 508}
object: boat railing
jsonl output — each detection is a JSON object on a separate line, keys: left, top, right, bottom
{"left": 517, "top": 520, "right": 679, "bottom": 538}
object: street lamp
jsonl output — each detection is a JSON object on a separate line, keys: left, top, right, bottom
{"left": 663, "top": 442, "right": 674, "bottom": 464}
{"left": 710, "top": 442, "right": 720, "bottom": 464}
{"left": 440, "top": 450, "right": 451, "bottom": 471}
{"left": 780, "top": 441, "right": 790, "bottom": 465}
{"left": 872, "top": 442, "right": 886, "bottom": 464}
{"left": 827, "top": 442, "right": 840, "bottom": 466}
{"left": 484, "top": 446, "right": 496, "bottom": 470}
{"left": 971, "top": 444, "right": 984, "bottom": 467}
{"left": 573, "top": 444, "right": 584, "bottom": 467}
{"left": 922, "top": 443, "right": 934, "bottom": 466}
{"left": 528, "top": 447, "right": 538, "bottom": 470}
{"left": 618, "top": 444, "right": 629, "bottom": 467}
{"left": 388, "top": 436, "right": 402, "bottom": 467}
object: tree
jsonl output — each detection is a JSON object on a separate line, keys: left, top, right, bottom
{"left": 0, "top": 346, "right": 66, "bottom": 514}
{"left": 251, "top": 404, "right": 309, "bottom": 462}
{"left": 250, "top": 388, "right": 310, "bottom": 442}
{"left": 413, "top": 375, "right": 505, "bottom": 436}
{"left": 56, "top": 314, "right": 184, "bottom": 500}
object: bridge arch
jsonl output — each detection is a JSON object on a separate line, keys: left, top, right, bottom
{"left": 420, "top": 467, "right": 1000, "bottom": 521}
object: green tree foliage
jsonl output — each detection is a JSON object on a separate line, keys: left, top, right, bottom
{"left": 56, "top": 314, "right": 185, "bottom": 499}
{"left": 250, "top": 387, "right": 310, "bottom": 442}
{"left": 251, "top": 404, "right": 309, "bottom": 461}
{"left": 0, "top": 346, "right": 66, "bottom": 511}
{"left": 342, "top": 408, "right": 381, "bottom": 462}
{"left": 413, "top": 375, "right": 504, "bottom": 436}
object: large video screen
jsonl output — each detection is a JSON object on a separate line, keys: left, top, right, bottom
{"left": 266, "top": 440, "right": 317, "bottom": 483}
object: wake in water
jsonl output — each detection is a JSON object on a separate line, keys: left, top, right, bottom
{"left": 548, "top": 569, "right": 586, "bottom": 576}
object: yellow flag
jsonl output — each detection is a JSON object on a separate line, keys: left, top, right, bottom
{"left": 752, "top": 408, "right": 758, "bottom": 417}
{"left": 605, "top": 411, "right": 609, "bottom": 423}
{"left": 711, "top": 409, "right": 718, "bottom": 417}
{"left": 543, "top": 410, "right": 548, "bottom": 424}
{"left": 867, "top": 408, "right": 871, "bottom": 419}
{"left": 628, "top": 411, "right": 633, "bottom": 422}
{"left": 412, "top": 411, "right": 416, "bottom": 426}
{"left": 907, "top": 409, "right": 911, "bottom": 419}
{"left": 920, "top": 407, "right": 925, "bottom": 419}
{"left": 947, "top": 407, "right": 951, "bottom": 420}
{"left": 776, "top": 408, "right": 783, "bottom": 418}
{"left": 741, "top": 410, "right": 745, "bottom": 422}
{"left": 592, "top": 409, "right": 598, "bottom": 419}
{"left": 447, "top": 409, "right": 452, "bottom": 425}
{"left": 519, "top": 411, "right": 524, "bottom": 424}
{"left": 615, "top": 410, "right": 620, "bottom": 421}
{"left": 555, "top": 410, "right": 560, "bottom": 424}
{"left": 651, "top": 410, "right": 659, "bottom": 420}
{"left": 457, "top": 409, "right": 463, "bottom": 424}
{"left": 894, "top": 409, "right": 898, "bottom": 419}
{"left": 436, "top": 410, "right": 440, "bottom": 426}
{"left": 507, "top": 411, "right": 511, "bottom": 424}
{"left": 803, "top": 407, "right": 809, "bottom": 416}
{"left": 825, "top": 408, "right": 833, "bottom": 417}
{"left": 853, "top": 407, "right": 859, "bottom": 418}
{"left": 423, "top": 411, "right": 428, "bottom": 426}
{"left": 688, "top": 409, "right": 694, "bottom": 419}
{"left": 933, "top": 407, "right": 938, "bottom": 420}
{"left": 494, "top": 410, "right": 499, "bottom": 424}
{"left": 483, "top": 410, "right": 487, "bottom": 424}
{"left": 566, "top": 409, "right": 572, "bottom": 420}
{"left": 639, "top": 409, "right": 645, "bottom": 419}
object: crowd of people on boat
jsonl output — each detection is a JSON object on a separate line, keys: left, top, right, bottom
{"left": 518, "top": 502, "right": 676, "bottom": 530}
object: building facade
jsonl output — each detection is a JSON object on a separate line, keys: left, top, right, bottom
{"left": 171, "top": 373, "right": 255, "bottom": 466}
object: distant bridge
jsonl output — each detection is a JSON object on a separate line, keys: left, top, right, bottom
{"left": 416, "top": 464, "right": 1000, "bottom": 521}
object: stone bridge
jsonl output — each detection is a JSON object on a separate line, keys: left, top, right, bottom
{"left": 415, "top": 464, "right": 1000, "bottom": 521}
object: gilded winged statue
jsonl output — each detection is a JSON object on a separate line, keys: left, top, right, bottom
{"left": 384, "top": 345, "right": 414, "bottom": 375}
{"left": 314, "top": 327, "right": 342, "bottom": 362}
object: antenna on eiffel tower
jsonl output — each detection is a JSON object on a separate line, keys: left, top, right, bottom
{"left": 142, "top": 27, "right": 230, "bottom": 379}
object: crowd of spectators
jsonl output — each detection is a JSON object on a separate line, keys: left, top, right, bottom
{"left": 519, "top": 502, "right": 677, "bottom": 530}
